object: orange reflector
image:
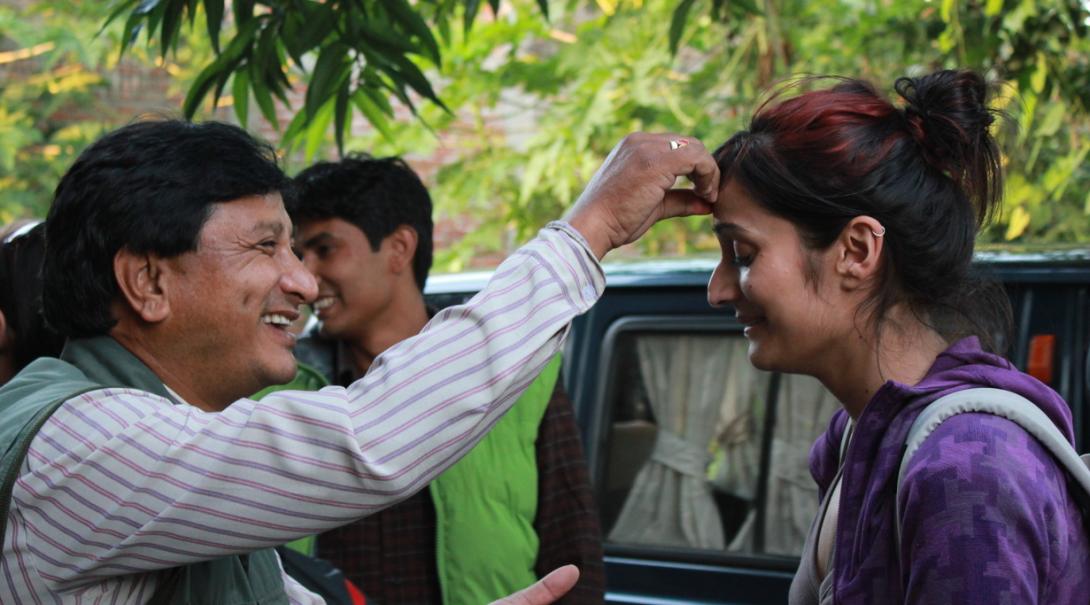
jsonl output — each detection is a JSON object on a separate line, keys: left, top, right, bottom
{"left": 1027, "top": 334, "right": 1056, "bottom": 384}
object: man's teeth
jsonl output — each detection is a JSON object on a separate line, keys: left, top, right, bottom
{"left": 262, "top": 314, "right": 292, "bottom": 326}
{"left": 313, "top": 297, "right": 335, "bottom": 311}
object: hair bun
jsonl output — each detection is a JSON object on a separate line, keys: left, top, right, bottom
{"left": 894, "top": 69, "right": 1001, "bottom": 225}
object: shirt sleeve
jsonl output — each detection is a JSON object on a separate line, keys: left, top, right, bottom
{"left": 532, "top": 380, "right": 605, "bottom": 604}
{"left": 898, "top": 414, "right": 1082, "bottom": 604}
{"left": 14, "top": 223, "right": 605, "bottom": 589}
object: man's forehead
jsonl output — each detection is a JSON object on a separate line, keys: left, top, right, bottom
{"left": 200, "top": 193, "right": 291, "bottom": 240}
{"left": 296, "top": 216, "right": 368, "bottom": 246}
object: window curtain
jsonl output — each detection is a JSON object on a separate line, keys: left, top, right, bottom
{"left": 608, "top": 335, "right": 756, "bottom": 549}
{"left": 727, "top": 373, "right": 840, "bottom": 555}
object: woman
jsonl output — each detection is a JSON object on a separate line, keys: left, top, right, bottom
{"left": 707, "top": 69, "right": 1089, "bottom": 603}
{"left": 0, "top": 221, "right": 65, "bottom": 384}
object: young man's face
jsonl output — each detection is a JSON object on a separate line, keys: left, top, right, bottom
{"left": 295, "top": 217, "right": 397, "bottom": 342}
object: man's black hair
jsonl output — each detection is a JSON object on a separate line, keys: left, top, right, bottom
{"left": 43, "top": 119, "right": 291, "bottom": 337}
{"left": 290, "top": 154, "right": 434, "bottom": 291}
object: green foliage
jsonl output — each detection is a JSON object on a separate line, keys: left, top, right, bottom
{"left": 0, "top": 3, "right": 216, "bottom": 224}
{"left": 334, "top": 0, "right": 1089, "bottom": 268}
{"left": 107, "top": 0, "right": 557, "bottom": 156}
{"left": 8, "top": 0, "right": 1088, "bottom": 264}
{"left": 0, "top": 4, "right": 114, "bottom": 222}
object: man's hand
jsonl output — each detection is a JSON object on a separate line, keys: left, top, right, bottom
{"left": 490, "top": 565, "right": 580, "bottom": 605}
{"left": 565, "top": 133, "right": 719, "bottom": 259}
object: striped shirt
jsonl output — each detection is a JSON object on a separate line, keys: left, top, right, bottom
{"left": 1, "top": 222, "right": 604, "bottom": 603}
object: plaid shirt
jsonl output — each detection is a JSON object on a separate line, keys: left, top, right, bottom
{"left": 317, "top": 381, "right": 605, "bottom": 605}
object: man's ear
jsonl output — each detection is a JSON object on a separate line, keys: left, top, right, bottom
{"left": 385, "top": 225, "right": 419, "bottom": 275}
{"left": 113, "top": 248, "right": 171, "bottom": 323}
{"left": 835, "top": 216, "right": 886, "bottom": 290}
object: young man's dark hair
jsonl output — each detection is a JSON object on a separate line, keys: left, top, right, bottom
{"left": 42, "top": 119, "right": 290, "bottom": 337}
{"left": 290, "top": 154, "right": 434, "bottom": 290}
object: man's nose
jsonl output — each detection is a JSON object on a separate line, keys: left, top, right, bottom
{"left": 283, "top": 251, "right": 319, "bottom": 303}
{"left": 707, "top": 263, "right": 741, "bottom": 308}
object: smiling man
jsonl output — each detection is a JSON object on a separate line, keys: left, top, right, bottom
{"left": 275, "top": 155, "right": 604, "bottom": 604}
{"left": 0, "top": 120, "right": 717, "bottom": 603}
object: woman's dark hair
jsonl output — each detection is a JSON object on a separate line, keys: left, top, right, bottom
{"left": 714, "top": 69, "right": 1011, "bottom": 353}
{"left": 43, "top": 119, "right": 291, "bottom": 337}
{"left": 0, "top": 222, "right": 66, "bottom": 371}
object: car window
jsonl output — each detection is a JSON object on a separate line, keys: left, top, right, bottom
{"left": 598, "top": 328, "right": 840, "bottom": 558}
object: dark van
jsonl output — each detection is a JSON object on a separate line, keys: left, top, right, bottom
{"left": 425, "top": 248, "right": 1090, "bottom": 604}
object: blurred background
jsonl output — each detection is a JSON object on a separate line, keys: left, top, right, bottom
{"left": 0, "top": 0, "right": 1088, "bottom": 270}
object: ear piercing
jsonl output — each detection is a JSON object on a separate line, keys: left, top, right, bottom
{"left": 871, "top": 226, "right": 886, "bottom": 238}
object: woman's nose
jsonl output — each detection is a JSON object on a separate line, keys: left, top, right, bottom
{"left": 707, "top": 262, "right": 741, "bottom": 308}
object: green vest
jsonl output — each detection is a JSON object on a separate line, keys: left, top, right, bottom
{"left": 265, "top": 352, "right": 561, "bottom": 604}
{"left": 0, "top": 336, "right": 288, "bottom": 604}
{"left": 432, "top": 354, "right": 559, "bottom": 605}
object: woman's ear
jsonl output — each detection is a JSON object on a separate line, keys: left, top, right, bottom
{"left": 835, "top": 216, "right": 886, "bottom": 290}
{"left": 113, "top": 249, "right": 171, "bottom": 323}
{"left": 385, "top": 225, "right": 419, "bottom": 275}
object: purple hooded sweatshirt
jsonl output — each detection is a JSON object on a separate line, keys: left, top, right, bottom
{"left": 810, "top": 336, "right": 1090, "bottom": 603}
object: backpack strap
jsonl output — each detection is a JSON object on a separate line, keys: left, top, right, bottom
{"left": 0, "top": 386, "right": 100, "bottom": 542}
{"left": 895, "top": 387, "right": 1090, "bottom": 550}
{"left": 838, "top": 418, "right": 854, "bottom": 463}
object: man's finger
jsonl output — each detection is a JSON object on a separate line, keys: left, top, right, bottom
{"left": 662, "top": 189, "right": 715, "bottom": 219}
{"left": 654, "top": 134, "right": 719, "bottom": 203}
{"left": 687, "top": 151, "right": 720, "bottom": 203}
{"left": 491, "top": 565, "right": 580, "bottom": 605}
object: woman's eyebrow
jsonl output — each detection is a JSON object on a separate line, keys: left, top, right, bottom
{"left": 713, "top": 222, "right": 750, "bottom": 238}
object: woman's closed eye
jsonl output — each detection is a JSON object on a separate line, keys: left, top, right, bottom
{"left": 731, "top": 242, "right": 755, "bottom": 267}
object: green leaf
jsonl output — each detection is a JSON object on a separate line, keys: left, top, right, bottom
{"left": 282, "top": 105, "right": 310, "bottom": 149}
{"left": 1037, "top": 101, "right": 1065, "bottom": 137}
{"left": 334, "top": 81, "right": 350, "bottom": 156}
{"left": 249, "top": 62, "right": 278, "bottom": 128}
{"left": 99, "top": 0, "right": 140, "bottom": 35}
{"left": 285, "top": 4, "right": 334, "bottom": 69}
{"left": 1031, "top": 51, "right": 1048, "bottom": 94}
{"left": 535, "top": 0, "right": 549, "bottom": 20}
{"left": 181, "top": 17, "right": 260, "bottom": 118}
{"left": 183, "top": 60, "right": 224, "bottom": 118}
{"left": 352, "top": 89, "right": 394, "bottom": 141}
{"left": 389, "top": 55, "right": 449, "bottom": 112}
{"left": 305, "top": 99, "right": 335, "bottom": 162}
{"left": 305, "top": 43, "right": 350, "bottom": 120}
{"left": 464, "top": 0, "right": 482, "bottom": 32}
{"left": 233, "top": 0, "right": 255, "bottom": 27}
{"left": 378, "top": 0, "right": 441, "bottom": 63}
{"left": 205, "top": 0, "right": 224, "bottom": 53}
{"left": 984, "top": 0, "right": 1003, "bottom": 17}
{"left": 356, "top": 21, "right": 421, "bottom": 55}
{"left": 940, "top": 0, "right": 956, "bottom": 23}
{"left": 160, "top": 0, "right": 185, "bottom": 57}
{"left": 119, "top": 10, "right": 145, "bottom": 55}
{"left": 669, "top": 0, "right": 698, "bottom": 55}
{"left": 232, "top": 69, "right": 249, "bottom": 126}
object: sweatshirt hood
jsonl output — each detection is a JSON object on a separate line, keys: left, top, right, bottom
{"left": 900, "top": 336, "right": 1073, "bottom": 442}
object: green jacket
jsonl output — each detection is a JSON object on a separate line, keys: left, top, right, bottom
{"left": 264, "top": 339, "right": 560, "bottom": 605}
{"left": 0, "top": 336, "right": 288, "bottom": 604}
